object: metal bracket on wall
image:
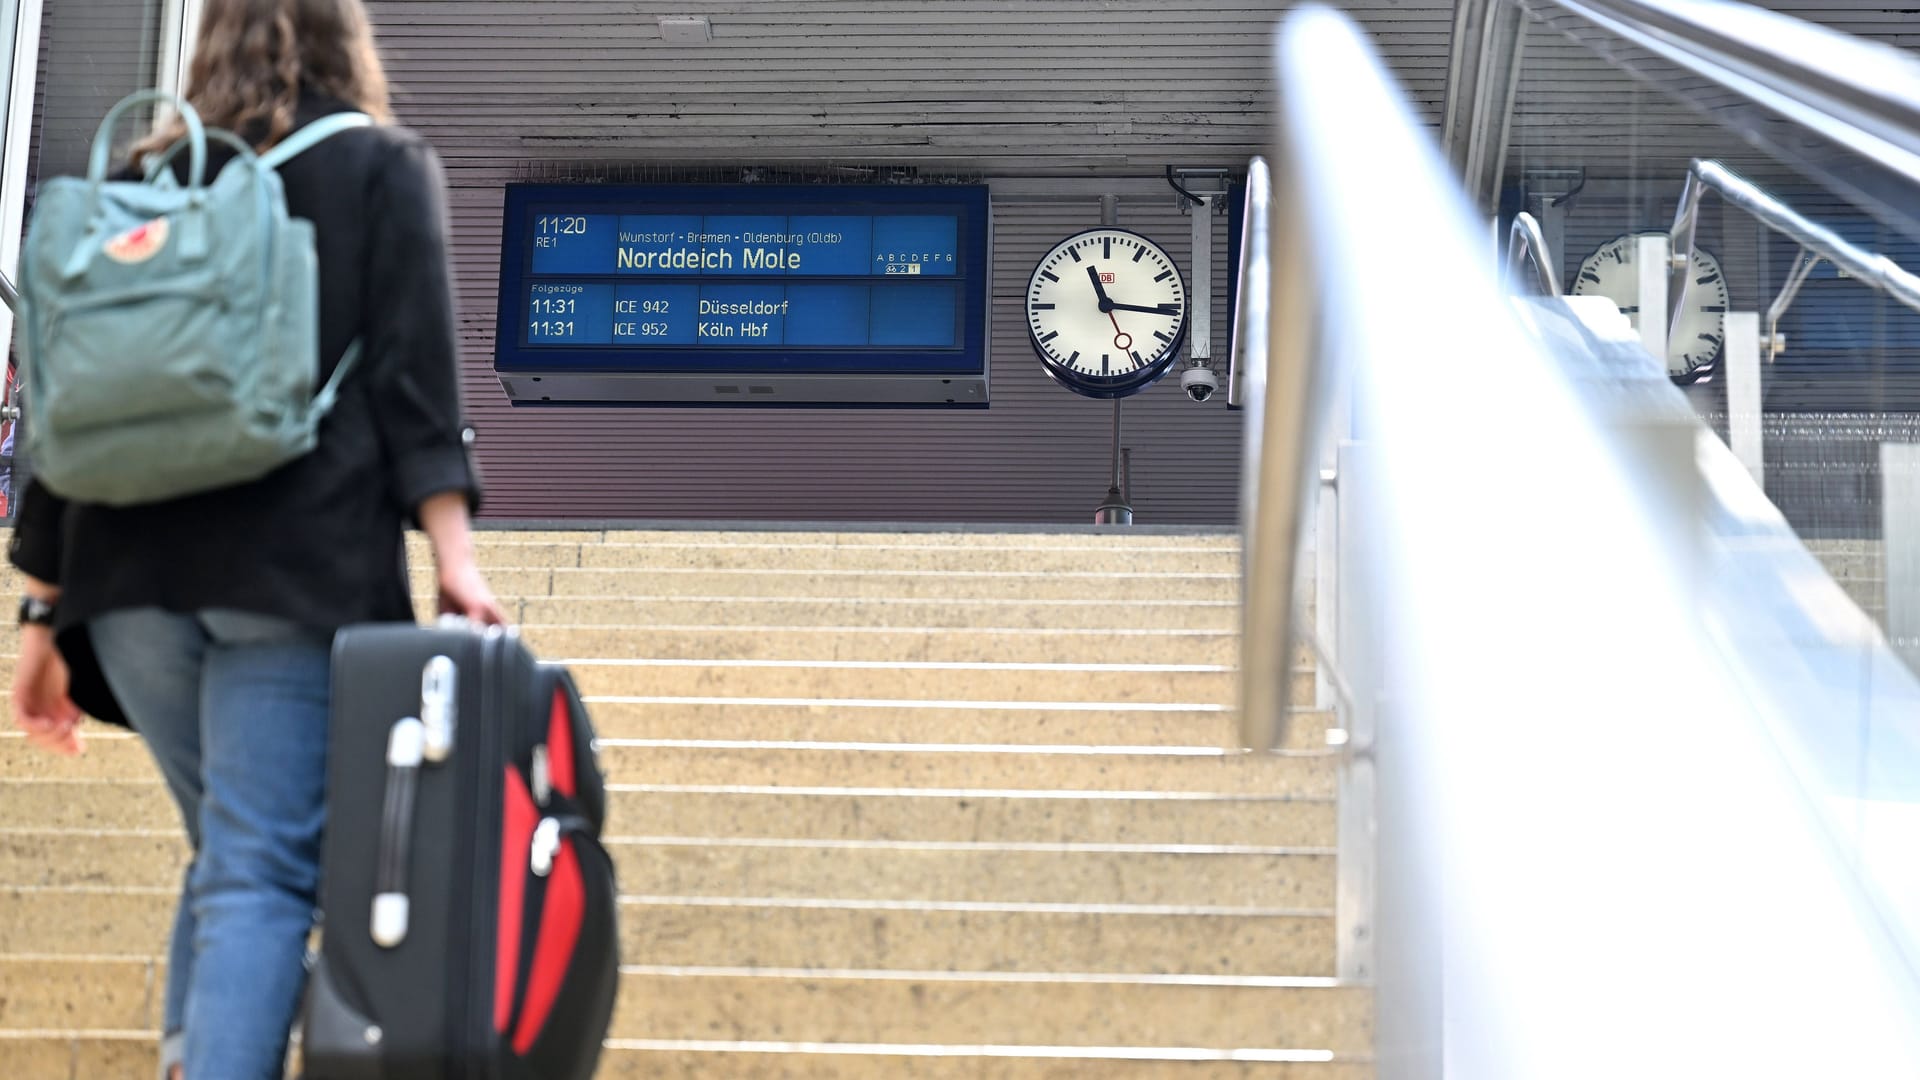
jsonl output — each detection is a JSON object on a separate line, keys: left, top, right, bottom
{"left": 1168, "top": 166, "right": 1232, "bottom": 215}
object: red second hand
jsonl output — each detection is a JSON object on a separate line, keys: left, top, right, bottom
{"left": 1109, "top": 311, "right": 1132, "bottom": 352}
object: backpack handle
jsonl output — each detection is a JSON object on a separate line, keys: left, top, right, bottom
{"left": 143, "top": 128, "right": 258, "bottom": 186}
{"left": 90, "top": 91, "right": 206, "bottom": 189}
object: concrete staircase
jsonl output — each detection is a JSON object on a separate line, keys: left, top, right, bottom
{"left": 0, "top": 528, "right": 1369, "bottom": 1078}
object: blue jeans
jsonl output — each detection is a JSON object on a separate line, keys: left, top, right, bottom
{"left": 90, "top": 608, "right": 332, "bottom": 1080}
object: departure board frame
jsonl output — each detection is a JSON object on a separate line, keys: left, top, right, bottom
{"left": 493, "top": 183, "right": 992, "bottom": 407}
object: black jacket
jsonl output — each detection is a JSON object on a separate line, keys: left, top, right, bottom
{"left": 9, "top": 93, "right": 480, "bottom": 724}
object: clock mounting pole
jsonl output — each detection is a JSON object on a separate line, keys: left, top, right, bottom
{"left": 1093, "top": 194, "right": 1134, "bottom": 525}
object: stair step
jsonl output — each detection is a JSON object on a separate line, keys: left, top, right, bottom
{"left": 0, "top": 888, "right": 1333, "bottom": 975}
{"left": 640, "top": 899, "right": 1335, "bottom": 975}
{"left": 573, "top": 544, "right": 1242, "bottom": 575}
{"left": 0, "top": 661, "right": 1304, "bottom": 712}
{"left": 402, "top": 537, "right": 1241, "bottom": 570}
{"left": 517, "top": 626, "right": 1250, "bottom": 665}
{"left": 560, "top": 569, "right": 1237, "bottom": 602}
{"left": 0, "top": 832, "right": 1332, "bottom": 908}
{"left": 506, "top": 597, "right": 1238, "bottom": 630}
{"left": 565, "top": 660, "right": 1244, "bottom": 704}
{"left": 592, "top": 531, "right": 1242, "bottom": 550}
{"left": 2, "top": 780, "right": 1334, "bottom": 846}
{"left": 595, "top": 1047, "right": 1369, "bottom": 1079}
{"left": 0, "top": 958, "right": 1364, "bottom": 1051}
{"left": 0, "top": 1032, "right": 161, "bottom": 1080}
{"left": 0, "top": 1033, "right": 1367, "bottom": 1080}
{"left": 611, "top": 968, "right": 1367, "bottom": 1051}
{"left": 0, "top": 958, "right": 154, "bottom": 1031}
{"left": 0, "top": 733, "right": 1335, "bottom": 794}
{"left": 398, "top": 569, "right": 1240, "bottom": 603}
{"left": 582, "top": 701, "right": 1330, "bottom": 749}
{"left": 595, "top": 745, "right": 1334, "bottom": 795}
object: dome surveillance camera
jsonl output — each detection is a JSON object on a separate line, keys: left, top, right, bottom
{"left": 1181, "top": 366, "right": 1219, "bottom": 403}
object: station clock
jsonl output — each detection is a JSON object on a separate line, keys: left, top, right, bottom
{"left": 1569, "top": 231, "right": 1730, "bottom": 383}
{"left": 1025, "top": 227, "right": 1190, "bottom": 399}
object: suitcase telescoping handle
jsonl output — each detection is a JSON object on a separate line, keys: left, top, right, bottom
{"left": 370, "top": 654, "right": 460, "bottom": 949}
{"left": 372, "top": 717, "right": 425, "bottom": 948}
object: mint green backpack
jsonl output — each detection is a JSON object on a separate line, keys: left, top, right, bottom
{"left": 16, "top": 90, "right": 370, "bottom": 506}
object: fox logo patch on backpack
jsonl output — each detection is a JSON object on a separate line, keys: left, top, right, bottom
{"left": 102, "top": 217, "right": 170, "bottom": 264}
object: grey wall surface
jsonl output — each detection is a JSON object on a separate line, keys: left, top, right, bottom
{"left": 32, "top": 0, "right": 159, "bottom": 184}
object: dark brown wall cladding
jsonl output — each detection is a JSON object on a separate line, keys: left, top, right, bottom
{"left": 448, "top": 183, "right": 1244, "bottom": 524}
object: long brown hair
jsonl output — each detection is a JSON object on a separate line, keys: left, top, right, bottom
{"left": 134, "top": 0, "right": 391, "bottom": 162}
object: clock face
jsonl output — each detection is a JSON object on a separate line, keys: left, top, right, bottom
{"left": 1569, "top": 231, "right": 1730, "bottom": 382}
{"left": 1026, "top": 227, "right": 1189, "bottom": 399}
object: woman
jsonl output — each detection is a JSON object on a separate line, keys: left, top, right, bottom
{"left": 8, "top": 1, "right": 504, "bottom": 1076}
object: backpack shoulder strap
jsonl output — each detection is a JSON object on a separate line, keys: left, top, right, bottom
{"left": 258, "top": 112, "right": 374, "bottom": 170}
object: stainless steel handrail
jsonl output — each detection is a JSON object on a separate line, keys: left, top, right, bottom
{"left": 1504, "top": 0, "right": 1920, "bottom": 236}
{"left": 1258, "top": 7, "right": 1920, "bottom": 1073}
{"left": 1669, "top": 158, "right": 1920, "bottom": 361}
{"left": 1526, "top": 0, "right": 1920, "bottom": 174}
{"left": 1227, "top": 157, "right": 1270, "bottom": 409}
{"left": 1235, "top": 156, "right": 1298, "bottom": 751}
{"left": 1506, "top": 211, "right": 1561, "bottom": 296}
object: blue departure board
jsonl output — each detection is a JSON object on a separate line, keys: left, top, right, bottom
{"left": 495, "top": 184, "right": 990, "bottom": 405}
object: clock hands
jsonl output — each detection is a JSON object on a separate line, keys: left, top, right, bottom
{"left": 1086, "top": 266, "right": 1133, "bottom": 349}
{"left": 1087, "top": 264, "right": 1177, "bottom": 316}
{"left": 1086, "top": 265, "right": 1111, "bottom": 307}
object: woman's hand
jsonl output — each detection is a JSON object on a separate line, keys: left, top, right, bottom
{"left": 437, "top": 558, "right": 508, "bottom": 626}
{"left": 12, "top": 625, "right": 83, "bottom": 755}
{"left": 418, "top": 490, "right": 508, "bottom": 626}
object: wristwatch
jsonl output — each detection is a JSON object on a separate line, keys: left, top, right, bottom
{"left": 17, "top": 595, "right": 56, "bottom": 628}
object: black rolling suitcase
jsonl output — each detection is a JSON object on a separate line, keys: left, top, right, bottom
{"left": 303, "top": 622, "right": 619, "bottom": 1079}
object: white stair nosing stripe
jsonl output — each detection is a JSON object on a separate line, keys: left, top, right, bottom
{"left": 516, "top": 595, "right": 1237, "bottom": 608}
{"left": 614, "top": 965, "right": 1346, "bottom": 989}
{"left": 600, "top": 1040, "right": 1338, "bottom": 1063}
{"left": 563, "top": 658, "right": 1231, "bottom": 672}
{"left": 604, "top": 784, "right": 1335, "bottom": 802}
{"left": 602, "top": 836, "right": 1336, "bottom": 856}
{"left": 0, "top": 778, "right": 163, "bottom": 786}
{"left": 0, "top": 953, "right": 162, "bottom": 965}
{"left": 543, "top": 568, "right": 1239, "bottom": 581}
{"left": 461, "top": 541, "right": 1238, "bottom": 554}
{"left": 518, "top": 624, "right": 1240, "bottom": 637}
{"left": 0, "top": 885, "right": 1330, "bottom": 917}
{"left": 586, "top": 697, "right": 1231, "bottom": 714}
{"left": 0, "top": 780, "right": 1336, "bottom": 801}
{"left": 0, "top": 885, "right": 174, "bottom": 896}
{"left": 0, "top": 726, "right": 137, "bottom": 734}
{"left": 0, "top": 827, "right": 181, "bottom": 838}
{"left": 0, "top": 1028, "right": 158, "bottom": 1040}
{"left": 0, "top": 955, "right": 1342, "bottom": 990}
{"left": 0, "top": 828, "right": 1331, "bottom": 856}
{"left": 620, "top": 895, "right": 1333, "bottom": 917}
{"left": 596, "top": 739, "right": 1328, "bottom": 758}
